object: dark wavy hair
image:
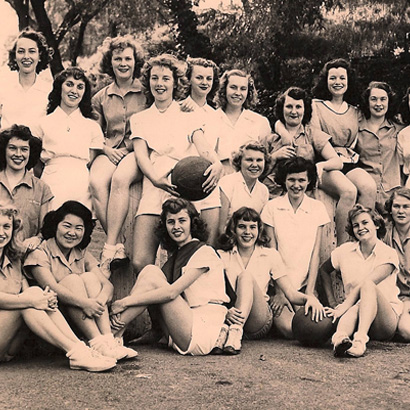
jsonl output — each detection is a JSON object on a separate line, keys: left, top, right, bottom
{"left": 41, "top": 201, "right": 95, "bottom": 249}
{"left": 47, "top": 67, "right": 95, "bottom": 119}
{"left": 141, "top": 54, "right": 188, "bottom": 107}
{"left": 0, "top": 125, "right": 42, "bottom": 171}
{"left": 345, "top": 204, "right": 386, "bottom": 240}
{"left": 274, "top": 156, "right": 317, "bottom": 192}
{"left": 0, "top": 204, "right": 24, "bottom": 261}
{"left": 360, "top": 81, "right": 397, "bottom": 121}
{"left": 98, "top": 35, "right": 144, "bottom": 80}
{"left": 311, "top": 58, "right": 358, "bottom": 106}
{"left": 218, "top": 207, "right": 270, "bottom": 251}
{"left": 384, "top": 187, "right": 410, "bottom": 223}
{"left": 399, "top": 87, "right": 410, "bottom": 125}
{"left": 275, "top": 87, "right": 312, "bottom": 126}
{"left": 8, "top": 28, "right": 53, "bottom": 74}
{"left": 186, "top": 57, "right": 220, "bottom": 106}
{"left": 157, "top": 198, "right": 208, "bottom": 252}
{"left": 216, "top": 69, "right": 258, "bottom": 111}
{"left": 231, "top": 140, "right": 271, "bottom": 179}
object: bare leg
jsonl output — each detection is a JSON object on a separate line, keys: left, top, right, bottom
{"left": 346, "top": 168, "right": 377, "bottom": 209}
{"left": 200, "top": 208, "right": 220, "bottom": 247}
{"left": 273, "top": 306, "right": 295, "bottom": 339}
{"left": 397, "top": 300, "right": 410, "bottom": 341}
{"left": 106, "top": 153, "right": 141, "bottom": 246}
{"left": 336, "top": 304, "right": 359, "bottom": 338}
{"left": 0, "top": 310, "right": 23, "bottom": 359}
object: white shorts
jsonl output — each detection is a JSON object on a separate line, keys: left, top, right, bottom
{"left": 136, "top": 176, "right": 221, "bottom": 217}
{"left": 169, "top": 304, "right": 227, "bottom": 356}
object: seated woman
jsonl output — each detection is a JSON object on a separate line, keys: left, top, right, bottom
{"left": 217, "top": 207, "right": 325, "bottom": 354}
{"left": 0, "top": 204, "right": 115, "bottom": 372}
{"left": 384, "top": 188, "right": 410, "bottom": 341}
{"left": 110, "top": 198, "right": 229, "bottom": 356}
{"left": 37, "top": 67, "right": 104, "bottom": 210}
{"left": 261, "top": 157, "right": 330, "bottom": 338}
{"left": 397, "top": 87, "right": 410, "bottom": 188}
{"left": 0, "top": 124, "right": 52, "bottom": 248}
{"left": 24, "top": 201, "right": 137, "bottom": 361}
{"left": 321, "top": 204, "right": 402, "bottom": 357}
{"left": 218, "top": 141, "right": 270, "bottom": 236}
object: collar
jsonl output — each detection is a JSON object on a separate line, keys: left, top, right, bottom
{"left": 391, "top": 225, "right": 410, "bottom": 251}
{"left": 0, "top": 254, "right": 12, "bottom": 273}
{"left": 0, "top": 170, "right": 34, "bottom": 191}
{"left": 54, "top": 106, "right": 82, "bottom": 120}
{"left": 150, "top": 99, "right": 180, "bottom": 115}
{"left": 276, "top": 193, "right": 311, "bottom": 214}
{"left": 293, "top": 124, "right": 307, "bottom": 141}
{"left": 352, "top": 239, "right": 382, "bottom": 259}
{"left": 359, "top": 117, "right": 394, "bottom": 132}
{"left": 107, "top": 78, "right": 143, "bottom": 96}
{"left": 47, "top": 237, "right": 83, "bottom": 265}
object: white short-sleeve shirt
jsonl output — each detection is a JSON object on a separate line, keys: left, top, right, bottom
{"left": 218, "top": 245, "right": 287, "bottom": 302}
{"left": 180, "top": 244, "right": 229, "bottom": 308}
{"left": 219, "top": 171, "right": 269, "bottom": 219}
{"left": 261, "top": 193, "right": 330, "bottom": 290}
{"left": 331, "top": 240, "right": 402, "bottom": 315}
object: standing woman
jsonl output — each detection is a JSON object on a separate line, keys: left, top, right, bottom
{"left": 311, "top": 59, "right": 376, "bottom": 212}
{"left": 37, "top": 67, "right": 104, "bottom": 210}
{"left": 215, "top": 69, "right": 272, "bottom": 174}
{"left": 356, "top": 81, "right": 403, "bottom": 206}
{"left": 89, "top": 36, "right": 146, "bottom": 267}
{"left": 0, "top": 29, "right": 53, "bottom": 133}
{"left": 129, "top": 54, "right": 223, "bottom": 275}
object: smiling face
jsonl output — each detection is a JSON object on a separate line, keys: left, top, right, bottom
{"left": 60, "top": 76, "right": 85, "bottom": 112}
{"left": 150, "top": 65, "right": 175, "bottom": 105}
{"left": 240, "top": 148, "right": 265, "bottom": 181}
{"left": 0, "top": 214, "right": 13, "bottom": 252}
{"left": 352, "top": 212, "right": 378, "bottom": 242}
{"left": 235, "top": 218, "right": 258, "bottom": 250}
{"left": 55, "top": 214, "right": 85, "bottom": 255}
{"left": 111, "top": 47, "right": 135, "bottom": 82}
{"left": 226, "top": 75, "right": 248, "bottom": 108}
{"left": 369, "top": 87, "right": 388, "bottom": 119}
{"left": 327, "top": 67, "right": 348, "bottom": 99}
{"left": 391, "top": 195, "right": 410, "bottom": 228}
{"left": 285, "top": 171, "right": 309, "bottom": 202}
{"left": 283, "top": 95, "right": 304, "bottom": 128}
{"left": 190, "top": 65, "right": 214, "bottom": 100}
{"left": 165, "top": 209, "right": 193, "bottom": 248}
{"left": 15, "top": 37, "right": 40, "bottom": 75}
{"left": 6, "top": 137, "right": 30, "bottom": 172}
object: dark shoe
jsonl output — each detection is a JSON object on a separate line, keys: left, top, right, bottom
{"left": 332, "top": 333, "right": 352, "bottom": 357}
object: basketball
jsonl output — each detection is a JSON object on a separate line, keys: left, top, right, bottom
{"left": 292, "top": 308, "right": 336, "bottom": 347}
{"left": 171, "top": 156, "right": 212, "bottom": 201}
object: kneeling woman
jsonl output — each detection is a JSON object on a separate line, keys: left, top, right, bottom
{"left": 110, "top": 198, "right": 229, "bottom": 356}
{"left": 217, "top": 207, "right": 325, "bottom": 354}
{"left": 24, "top": 201, "right": 136, "bottom": 361}
{"left": 321, "top": 204, "right": 402, "bottom": 357}
{"left": 0, "top": 204, "right": 115, "bottom": 372}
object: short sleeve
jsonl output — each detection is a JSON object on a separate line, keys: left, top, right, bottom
{"left": 310, "top": 128, "right": 331, "bottom": 155}
{"left": 268, "top": 249, "right": 287, "bottom": 281}
{"left": 24, "top": 247, "right": 51, "bottom": 277}
{"left": 183, "top": 246, "right": 224, "bottom": 273}
{"left": 259, "top": 116, "right": 272, "bottom": 141}
{"left": 129, "top": 112, "right": 144, "bottom": 141}
{"left": 219, "top": 174, "right": 234, "bottom": 201}
{"left": 379, "top": 245, "right": 400, "bottom": 272}
{"left": 92, "top": 91, "right": 106, "bottom": 132}
{"left": 314, "top": 199, "right": 330, "bottom": 227}
{"left": 40, "top": 180, "right": 54, "bottom": 205}
{"left": 261, "top": 201, "right": 275, "bottom": 228}
{"left": 89, "top": 121, "right": 104, "bottom": 149}
{"left": 330, "top": 247, "right": 341, "bottom": 271}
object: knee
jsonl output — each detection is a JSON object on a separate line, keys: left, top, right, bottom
{"left": 111, "top": 171, "right": 132, "bottom": 191}
{"left": 21, "top": 286, "right": 43, "bottom": 297}
{"left": 132, "top": 256, "right": 153, "bottom": 275}
{"left": 137, "top": 265, "right": 167, "bottom": 287}
{"left": 339, "top": 184, "right": 357, "bottom": 203}
{"left": 273, "top": 315, "right": 293, "bottom": 340}
{"left": 397, "top": 313, "right": 410, "bottom": 341}
{"left": 59, "top": 274, "right": 86, "bottom": 293}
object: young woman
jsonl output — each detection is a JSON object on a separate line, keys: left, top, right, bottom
{"left": 397, "top": 87, "right": 410, "bottom": 187}
{"left": 129, "top": 54, "right": 223, "bottom": 275}
{"left": 261, "top": 157, "right": 330, "bottom": 338}
{"left": 0, "top": 28, "right": 52, "bottom": 133}
{"left": 24, "top": 201, "right": 137, "bottom": 361}
{"left": 0, "top": 125, "right": 52, "bottom": 246}
{"left": 310, "top": 58, "right": 376, "bottom": 211}
{"left": 110, "top": 198, "right": 229, "bottom": 356}
{"left": 215, "top": 69, "right": 271, "bottom": 174}
{"left": 384, "top": 188, "right": 410, "bottom": 341}
{"left": 321, "top": 205, "right": 402, "bottom": 357}
{"left": 357, "top": 81, "right": 403, "bottom": 206}
{"left": 0, "top": 204, "right": 115, "bottom": 372}
{"left": 89, "top": 36, "right": 146, "bottom": 268}
{"left": 218, "top": 141, "right": 270, "bottom": 236}
{"left": 217, "top": 207, "right": 325, "bottom": 354}
{"left": 37, "top": 67, "right": 104, "bottom": 210}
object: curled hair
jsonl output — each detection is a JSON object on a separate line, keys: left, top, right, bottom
{"left": 186, "top": 57, "right": 220, "bottom": 105}
{"left": 140, "top": 54, "right": 188, "bottom": 106}
{"left": 47, "top": 67, "right": 95, "bottom": 119}
{"left": 98, "top": 35, "right": 144, "bottom": 80}
{"left": 0, "top": 125, "right": 42, "bottom": 171}
{"left": 384, "top": 187, "right": 410, "bottom": 223}
{"left": 274, "top": 157, "right": 317, "bottom": 192}
{"left": 218, "top": 207, "right": 270, "bottom": 251}
{"left": 41, "top": 201, "right": 95, "bottom": 249}
{"left": 311, "top": 58, "right": 358, "bottom": 106}
{"left": 231, "top": 140, "right": 271, "bottom": 179}
{"left": 399, "top": 87, "right": 410, "bottom": 125}
{"left": 345, "top": 204, "right": 386, "bottom": 240}
{"left": 274, "top": 87, "right": 312, "bottom": 126}
{"left": 0, "top": 204, "right": 24, "bottom": 261}
{"left": 157, "top": 198, "right": 208, "bottom": 252}
{"left": 8, "top": 28, "right": 53, "bottom": 74}
{"left": 217, "top": 69, "right": 258, "bottom": 111}
{"left": 360, "top": 81, "right": 397, "bottom": 121}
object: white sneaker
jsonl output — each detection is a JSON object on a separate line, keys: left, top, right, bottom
{"left": 346, "top": 333, "right": 369, "bottom": 358}
{"left": 89, "top": 335, "right": 128, "bottom": 361}
{"left": 114, "top": 243, "right": 128, "bottom": 261}
{"left": 67, "top": 342, "right": 116, "bottom": 372}
{"left": 115, "top": 337, "right": 138, "bottom": 359}
{"left": 223, "top": 326, "right": 243, "bottom": 355}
